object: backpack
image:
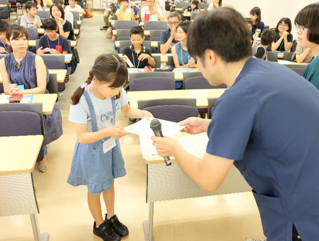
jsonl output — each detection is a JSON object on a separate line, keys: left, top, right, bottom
{"left": 290, "top": 40, "right": 298, "bottom": 53}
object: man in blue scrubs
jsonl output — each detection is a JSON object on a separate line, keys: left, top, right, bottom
{"left": 151, "top": 8, "right": 319, "bottom": 241}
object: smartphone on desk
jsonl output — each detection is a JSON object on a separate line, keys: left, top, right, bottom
{"left": 9, "top": 94, "right": 23, "bottom": 103}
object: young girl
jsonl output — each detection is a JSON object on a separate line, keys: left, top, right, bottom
{"left": 50, "top": 4, "right": 74, "bottom": 40}
{"left": 33, "top": 0, "right": 48, "bottom": 10}
{"left": 271, "top": 17, "right": 293, "bottom": 52}
{"left": 0, "top": 25, "right": 62, "bottom": 173}
{"left": 68, "top": 54, "right": 152, "bottom": 241}
{"left": 249, "top": 7, "right": 264, "bottom": 36}
{"left": 295, "top": 3, "right": 319, "bottom": 90}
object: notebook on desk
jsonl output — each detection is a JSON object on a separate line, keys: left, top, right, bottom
{"left": 175, "top": 68, "right": 195, "bottom": 78}
{"left": 0, "top": 94, "right": 33, "bottom": 104}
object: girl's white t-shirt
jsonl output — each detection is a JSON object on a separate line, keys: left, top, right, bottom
{"left": 69, "top": 88, "right": 129, "bottom": 132}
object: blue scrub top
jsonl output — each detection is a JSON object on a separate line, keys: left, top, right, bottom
{"left": 206, "top": 57, "right": 319, "bottom": 241}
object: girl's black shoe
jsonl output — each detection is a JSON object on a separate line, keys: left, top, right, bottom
{"left": 93, "top": 221, "right": 121, "bottom": 241}
{"left": 105, "top": 214, "right": 129, "bottom": 237}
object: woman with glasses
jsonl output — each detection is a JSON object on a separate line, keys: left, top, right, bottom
{"left": 271, "top": 17, "right": 293, "bottom": 52}
{"left": 0, "top": 25, "right": 62, "bottom": 173}
{"left": 295, "top": 3, "right": 319, "bottom": 90}
{"left": 172, "top": 21, "right": 196, "bottom": 89}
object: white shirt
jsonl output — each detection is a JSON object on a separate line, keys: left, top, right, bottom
{"left": 65, "top": 4, "right": 85, "bottom": 13}
{"left": 64, "top": 10, "right": 74, "bottom": 27}
{"left": 141, "top": 5, "right": 163, "bottom": 21}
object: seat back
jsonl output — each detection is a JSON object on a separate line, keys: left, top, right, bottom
{"left": 25, "top": 27, "right": 38, "bottom": 40}
{"left": 191, "top": 12, "right": 199, "bottom": 20}
{"left": 144, "top": 21, "right": 168, "bottom": 30}
{"left": 283, "top": 52, "right": 294, "bottom": 61}
{"left": 149, "top": 30, "right": 162, "bottom": 39}
{"left": 114, "top": 20, "right": 139, "bottom": 29}
{"left": 36, "top": 11, "right": 50, "bottom": 18}
{"left": 152, "top": 55, "right": 161, "bottom": 68}
{"left": 290, "top": 68, "right": 306, "bottom": 76}
{"left": 0, "top": 6, "right": 10, "bottom": 19}
{"left": 207, "top": 97, "right": 218, "bottom": 119}
{"left": 130, "top": 77, "right": 175, "bottom": 91}
{"left": 184, "top": 73, "right": 227, "bottom": 89}
{"left": 41, "top": 55, "right": 65, "bottom": 69}
{"left": 0, "top": 103, "right": 45, "bottom": 161}
{"left": 167, "top": 54, "right": 175, "bottom": 67}
{"left": 117, "top": 29, "right": 131, "bottom": 37}
{"left": 129, "top": 71, "right": 174, "bottom": 81}
{"left": 144, "top": 105, "right": 199, "bottom": 122}
{"left": 198, "top": 3, "right": 209, "bottom": 9}
{"left": 267, "top": 51, "right": 278, "bottom": 62}
{"left": 47, "top": 73, "right": 58, "bottom": 95}
{"left": 176, "top": 2, "right": 190, "bottom": 9}
{"left": 70, "top": 11, "right": 80, "bottom": 20}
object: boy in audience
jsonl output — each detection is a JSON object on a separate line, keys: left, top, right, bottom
{"left": 20, "top": 1, "right": 42, "bottom": 28}
{"left": 160, "top": 11, "right": 180, "bottom": 54}
{"left": 184, "top": 0, "right": 200, "bottom": 13}
{"left": 65, "top": 0, "right": 86, "bottom": 18}
{"left": 116, "top": 0, "right": 134, "bottom": 20}
{"left": 122, "top": 26, "right": 155, "bottom": 68}
{"left": 246, "top": 17, "right": 257, "bottom": 47}
{"left": 0, "top": 20, "right": 9, "bottom": 54}
{"left": 36, "top": 18, "right": 70, "bottom": 55}
{"left": 54, "top": 0, "right": 74, "bottom": 28}
{"left": 253, "top": 29, "right": 275, "bottom": 60}
{"left": 141, "top": 0, "right": 164, "bottom": 21}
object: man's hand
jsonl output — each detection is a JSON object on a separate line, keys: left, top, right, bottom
{"left": 179, "top": 117, "right": 209, "bottom": 135}
{"left": 151, "top": 136, "right": 180, "bottom": 157}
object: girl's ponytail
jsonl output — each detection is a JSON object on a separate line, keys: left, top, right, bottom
{"left": 70, "top": 71, "right": 94, "bottom": 105}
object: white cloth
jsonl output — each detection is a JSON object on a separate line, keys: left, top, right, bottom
{"left": 65, "top": 4, "right": 85, "bottom": 13}
{"left": 20, "top": 14, "right": 42, "bottom": 28}
{"left": 141, "top": 5, "right": 163, "bottom": 21}
{"left": 64, "top": 10, "right": 74, "bottom": 27}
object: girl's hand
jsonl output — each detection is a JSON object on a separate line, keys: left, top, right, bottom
{"left": 107, "top": 125, "right": 130, "bottom": 139}
{"left": 141, "top": 110, "right": 153, "bottom": 120}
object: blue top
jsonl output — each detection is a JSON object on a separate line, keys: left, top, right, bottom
{"left": 160, "top": 28, "right": 178, "bottom": 53}
{"left": 38, "top": 35, "right": 71, "bottom": 53}
{"left": 206, "top": 57, "right": 319, "bottom": 241}
{"left": 251, "top": 21, "right": 264, "bottom": 36}
{"left": 174, "top": 42, "right": 196, "bottom": 66}
{"left": 0, "top": 40, "right": 8, "bottom": 54}
{"left": 303, "top": 56, "right": 319, "bottom": 90}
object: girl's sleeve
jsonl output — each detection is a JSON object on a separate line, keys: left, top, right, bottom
{"left": 119, "top": 88, "right": 129, "bottom": 107}
{"left": 69, "top": 101, "right": 88, "bottom": 124}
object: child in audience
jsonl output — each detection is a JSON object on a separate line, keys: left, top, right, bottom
{"left": 253, "top": 29, "right": 275, "bottom": 60}
{"left": 141, "top": 0, "right": 164, "bottom": 21}
{"left": 0, "top": 20, "right": 9, "bottom": 54}
{"left": 184, "top": 0, "right": 200, "bottom": 14}
{"left": 122, "top": 26, "right": 155, "bottom": 68}
{"left": 33, "top": 0, "right": 48, "bottom": 10}
{"left": 37, "top": 18, "right": 70, "bottom": 55}
{"left": 207, "top": 0, "right": 222, "bottom": 10}
{"left": 249, "top": 7, "right": 264, "bottom": 36}
{"left": 68, "top": 53, "right": 152, "bottom": 241}
{"left": 294, "top": 45, "right": 312, "bottom": 63}
{"left": 115, "top": 0, "right": 135, "bottom": 20}
{"left": 65, "top": 0, "right": 86, "bottom": 17}
{"left": 295, "top": 3, "right": 319, "bottom": 90}
{"left": 172, "top": 21, "right": 196, "bottom": 89}
{"left": 50, "top": 3, "right": 74, "bottom": 40}
{"left": 0, "top": 25, "right": 62, "bottom": 173}
{"left": 271, "top": 17, "right": 293, "bottom": 52}
{"left": 20, "top": 2, "right": 42, "bottom": 28}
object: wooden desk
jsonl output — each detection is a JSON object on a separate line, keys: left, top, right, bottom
{"left": 0, "top": 135, "right": 49, "bottom": 241}
{"left": 127, "top": 89, "right": 226, "bottom": 109}
{"left": 183, "top": 12, "right": 191, "bottom": 17}
{"left": 0, "top": 94, "right": 57, "bottom": 115}
{"left": 77, "top": 20, "right": 82, "bottom": 25}
{"left": 139, "top": 132, "right": 251, "bottom": 241}
{"left": 152, "top": 53, "right": 168, "bottom": 63}
{"left": 277, "top": 59, "right": 308, "bottom": 66}
{"left": 49, "top": 69, "right": 67, "bottom": 83}
{"left": 74, "top": 29, "right": 79, "bottom": 35}
{"left": 113, "top": 29, "right": 150, "bottom": 36}
{"left": 28, "top": 40, "right": 77, "bottom": 48}
{"left": 115, "top": 41, "right": 158, "bottom": 48}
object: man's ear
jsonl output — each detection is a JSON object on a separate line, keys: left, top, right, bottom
{"left": 206, "top": 49, "right": 217, "bottom": 67}
{"left": 142, "top": 36, "right": 145, "bottom": 41}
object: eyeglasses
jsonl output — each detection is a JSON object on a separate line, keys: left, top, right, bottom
{"left": 279, "top": 23, "right": 289, "bottom": 28}
{"left": 176, "top": 31, "right": 185, "bottom": 34}
{"left": 168, "top": 21, "right": 179, "bottom": 25}
{"left": 295, "top": 24, "right": 305, "bottom": 33}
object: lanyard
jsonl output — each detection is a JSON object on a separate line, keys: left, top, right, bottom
{"left": 11, "top": 54, "right": 23, "bottom": 85}
{"left": 132, "top": 52, "right": 141, "bottom": 68}
{"left": 47, "top": 35, "right": 60, "bottom": 49}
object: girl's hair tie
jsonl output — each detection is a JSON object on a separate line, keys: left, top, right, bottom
{"left": 81, "top": 82, "right": 90, "bottom": 91}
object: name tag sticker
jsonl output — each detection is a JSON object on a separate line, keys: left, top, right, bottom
{"left": 103, "top": 138, "right": 116, "bottom": 153}
{"left": 17, "top": 85, "right": 25, "bottom": 90}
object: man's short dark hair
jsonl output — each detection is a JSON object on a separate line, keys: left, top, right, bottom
{"left": 25, "top": 1, "right": 37, "bottom": 11}
{"left": 0, "top": 19, "right": 9, "bottom": 33}
{"left": 42, "top": 18, "right": 58, "bottom": 30}
{"left": 187, "top": 8, "right": 252, "bottom": 63}
{"left": 177, "top": 21, "right": 190, "bottom": 34}
{"left": 50, "top": 4, "right": 65, "bottom": 19}
{"left": 53, "top": 0, "right": 63, "bottom": 4}
{"left": 191, "top": 0, "right": 199, "bottom": 7}
{"left": 260, "top": 29, "right": 275, "bottom": 45}
{"left": 245, "top": 17, "right": 252, "bottom": 26}
{"left": 275, "top": 17, "right": 292, "bottom": 33}
{"left": 130, "top": 26, "right": 144, "bottom": 37}
{"left": 167, "top": 11, "right": 181, "bottom": 21}
{"left": 118, "top": 0, "right": 128, "bottom": 3}
{"left": 295, "top": 3, "right": 319, "bottom": 45}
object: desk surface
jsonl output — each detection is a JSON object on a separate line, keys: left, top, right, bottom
{"left": 0, "top": 135, "right": 43, "bottom": 175}
{"left": 0, "top": 94, "right": 57, "bottom": 115}
{"left": 127, "top": 88, "right": 226, "bottom": 109}
{"left": 277, "top": 59, "right": 308, "bottom": 66}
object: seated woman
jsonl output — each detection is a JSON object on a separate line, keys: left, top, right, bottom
{"left": 271, "top": 17, "right": 293, "bottom": 52}
{"left": 295, "top": 3, "right": 319, "bottom": 90}
{"left": 207, "top": 0, "right": 222, "bottom": 10}
{"left": 249, "top": 7, "right": 264, "bottom": 36}
{"left": 0, "top": 25, "right": 62, "bottom": 173}
{"left": 172, "top": 21, "right": 197, "bottom": 89}
{"left": 50, "top": 3, "right": 75, "bottom": 40}
{"left": 34, "top": 0, "right": 48, "bottom": 10}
